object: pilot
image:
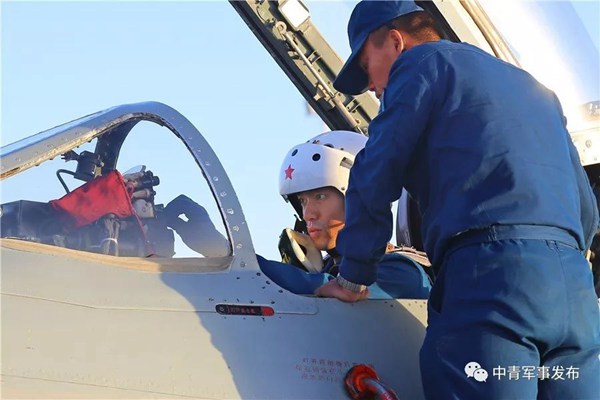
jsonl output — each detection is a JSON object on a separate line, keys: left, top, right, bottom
{"left": 257, "top": 130, "right": 432, "bottom": 299}
{"left": 44, "top": 167, "right": 230, "bottom": 258}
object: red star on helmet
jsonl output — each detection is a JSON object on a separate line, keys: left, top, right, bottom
{"left": 284, "top": 164, "right": 295, "bottom": 180}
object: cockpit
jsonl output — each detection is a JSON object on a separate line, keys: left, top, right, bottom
{"left": 0, "top": 103, "right": 233, "bottom": 260}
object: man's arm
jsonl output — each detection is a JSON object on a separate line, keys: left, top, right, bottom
{"left": 340, "top": 54, "right": 438, "bottom": 282}
{"left": 164, "top": 195, "right": 230, "bottom": 256}
{"left": 258, "top": 255, "right": 332, "bottom": 295}
{"left": 317, "top": 50, "right": 441, "bottom": 300}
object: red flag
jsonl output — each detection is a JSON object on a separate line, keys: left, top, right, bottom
{"left": 49, "top": 170, "right": 135, "bottom": 229}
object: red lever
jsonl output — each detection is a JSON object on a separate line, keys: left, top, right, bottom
{"left": 344, "top": 364, "right": 399, "bottom": 400}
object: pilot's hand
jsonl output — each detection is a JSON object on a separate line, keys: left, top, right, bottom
{"left": 164, "top": 195, "right": 229, "bottom": 256}
{"left": 315, "top": 279, "right": 369, "bottom": 302}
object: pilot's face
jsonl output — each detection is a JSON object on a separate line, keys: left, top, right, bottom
{"left": 297, "top": 187, "right": 345, "bottom": 251}
{"left": 359, "top": 29, "right": 404, "bottom": 99}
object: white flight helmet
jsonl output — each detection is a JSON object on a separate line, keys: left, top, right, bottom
{"left": 279, "top": 130, "right": 367, "bottom": 217}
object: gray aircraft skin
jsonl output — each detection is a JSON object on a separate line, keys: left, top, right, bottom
{"left": 1, "top": 102, "right": 429, "bottom": 399}
{"left": 1, "top": 1, "right": 598, "bottom": 399}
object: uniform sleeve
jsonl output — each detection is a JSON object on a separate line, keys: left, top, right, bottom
{"left": 337, "top": 52, "right": 441, "bottom": 285}
{"left": 552, "top": 93, "right": 599, "bottom": 251}
{"left": 371, "top": 253, "right": 432, "bottom": 299}
{"left": 569, "top": 138, "right": 599, "bottom": 251}
{"left": 257, "top": 255, "right": 332, "bottom": 294}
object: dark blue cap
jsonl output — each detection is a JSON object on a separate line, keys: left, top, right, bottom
{"left": 333, "top": 0, "right": 423, "bottom": 95}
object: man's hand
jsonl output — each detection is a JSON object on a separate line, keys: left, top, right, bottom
{"left": 164, "top": 195, "right": 229, "bottom": 256}
{"left": 315, "top": 279, "right": 369, "bottom": 302}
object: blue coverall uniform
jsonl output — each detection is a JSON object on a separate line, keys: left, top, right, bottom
{"left": 337, "top": 40, "right": 600, "bottom": 399}
{"left": 258, "top": 252, "right": 431, "bottom": 299}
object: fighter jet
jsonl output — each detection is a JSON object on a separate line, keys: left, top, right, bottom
{"left": 1, "top": 1, "right": 598, "bottom": 398}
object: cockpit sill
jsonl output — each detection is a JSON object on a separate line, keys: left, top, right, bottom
{"left": 0, "top": 238, "right": 233, "bottom": 273}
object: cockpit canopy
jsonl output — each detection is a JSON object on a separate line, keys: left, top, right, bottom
{"left": 1, "top": 102, "right": 234, "bottom": 259}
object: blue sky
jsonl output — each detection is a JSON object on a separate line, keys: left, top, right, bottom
{"left": 1, "top": 1, "right": 357, "bottom": 259}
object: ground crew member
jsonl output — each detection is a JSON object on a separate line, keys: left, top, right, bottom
{"left": 316, "top": 1, "right": 600, "bottom": 398}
